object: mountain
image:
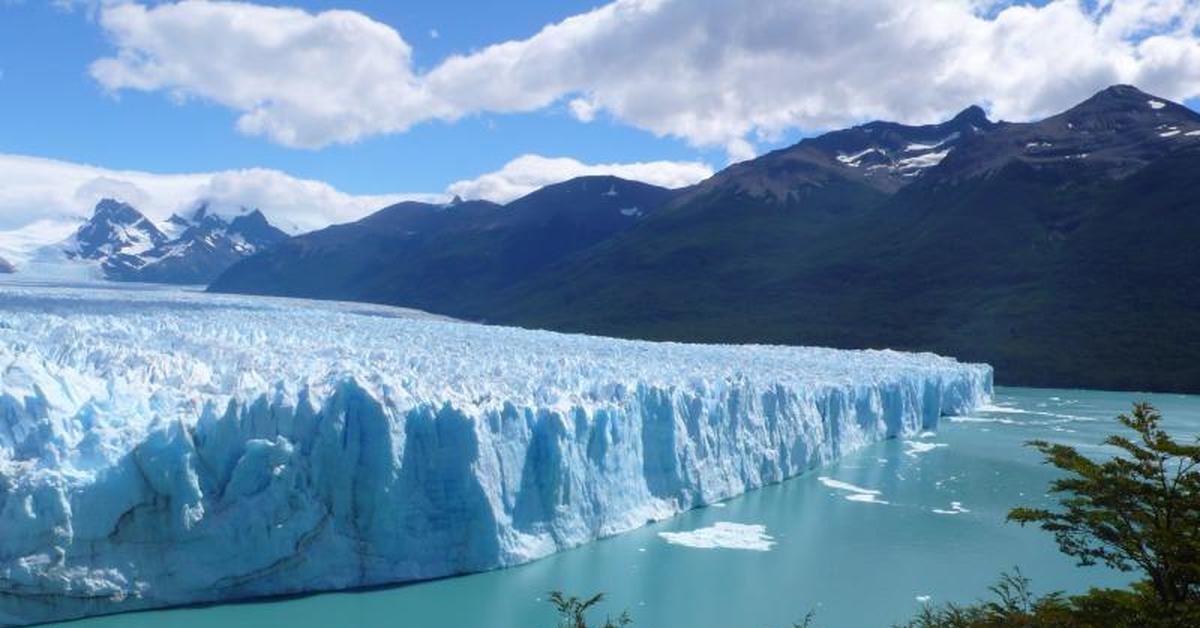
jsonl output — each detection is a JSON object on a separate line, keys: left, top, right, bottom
{"left": 209, "top": 176, "right": 677, "bottom": 313}
{"left": 56, "top": 199, "right": 288, "bottom": 284}
{"left": 0, "top": 255, "right": 13, "bottom": 274}
{"left": 127, "top": 204, "right": 289, "bottom": 284}
{"left": 65, "top": 198, "right": 169, "bottom": 266}
{"left": 211, "top": 85, "right": 1200, "bottom": 393}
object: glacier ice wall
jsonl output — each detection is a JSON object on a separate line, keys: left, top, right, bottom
{"left": 0, "top": 284, "right": 992, "bottom": 626}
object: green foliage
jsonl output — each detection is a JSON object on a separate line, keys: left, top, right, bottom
{"left": 547, "top": 591, "right": 631, "bottom": 628}
{"left": 905, "top": 403, "right": 1200, "bottom": 627}
{"left": 1008, "top": 402, "right": 1200, "bottom": 606}
{"left": 544, "top": 590, "right": 817, "bottom": 627}
{"left": 792, "top": 609, "right": 818, "bottom": 628}
{"left": 895, "top": 574, "right": 1200, "bottom": 628}
{"left": 492, "top": 152, "right": 1200, "bottom": 394}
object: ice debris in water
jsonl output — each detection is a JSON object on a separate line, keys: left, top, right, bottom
{"left": 659, "top": 522, "right": 775, "bottom": 551}
{"left": 0, "top": 283, "right": 991, "bottom": 625}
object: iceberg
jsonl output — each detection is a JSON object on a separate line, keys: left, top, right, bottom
{"left": 0, "top": 283, "right": 991, "bottom": 626}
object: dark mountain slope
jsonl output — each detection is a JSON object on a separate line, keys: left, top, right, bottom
{"left": 210, "top": 176, "right": 675, "bottom": 314}
{"left": 210, "top": 85, "right": 1200, "bottom": 392}
{"left": 129, "top": 207, "right": 289, "bottom": 284}
{"left": 489, "top": 90, "right": 1200, "bottom": 392}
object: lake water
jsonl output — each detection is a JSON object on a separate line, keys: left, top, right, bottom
{"left": 57, "top": 387, "right": 1199, "bottom": 628}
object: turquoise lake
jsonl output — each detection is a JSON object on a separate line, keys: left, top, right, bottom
{"left": 56, "top": 387, "right": 1200, "bottom": 628}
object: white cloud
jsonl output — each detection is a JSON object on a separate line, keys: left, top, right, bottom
{"left": 0, "top": 154, "right": 430, "bottom": 237}
{"left": 91, "top": 1, "right": 441, "bottom": 148}
{"left": 446, "top": 154, "right": 713, "bottom": 203}
{"left": 568, "top": 97, "right": 597, "bottom": 123}
{"left": 0, "top": 152, "right": 710, "bottom": 256}
{"left": 89, "top": 1, "right": 1200, "bottom": 159}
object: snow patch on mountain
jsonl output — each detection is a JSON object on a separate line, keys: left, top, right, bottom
{"left": 836, "top": 148, "right": 883, "bottom": 167}
{"left": 0, "top": 284, "right": 991, "bottom": 625}
{"left": 904, "top": 133, "right": 959, "bottom": 152}
{"left": 21, "top": 199, "right": 288, "bottom": 284}
{"left": 896, "top": 149, "right": 951, "bottom": 175}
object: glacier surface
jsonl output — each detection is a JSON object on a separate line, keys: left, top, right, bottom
{"left": 0, "top": 282, "right": 991, "bottom": 626}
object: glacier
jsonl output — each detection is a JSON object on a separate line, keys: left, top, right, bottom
{"left": 0, "top": 282, "right": 992, "bottom": 626}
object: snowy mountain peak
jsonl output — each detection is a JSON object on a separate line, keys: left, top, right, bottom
{"left": 37, "top": 198, "right": 290, "bottom": 285}
{"left": 811, "top": 107, "right": 992, "bottom": 186}
{"left": 68, "top": 198, "right": 167, "bottom": 260}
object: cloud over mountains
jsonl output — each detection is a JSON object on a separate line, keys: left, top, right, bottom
{"left": 91, "top": 0, "right": 1200, "bottom": 158}
{"left": 0, "top": 152, "right": 712, "bottom": 245}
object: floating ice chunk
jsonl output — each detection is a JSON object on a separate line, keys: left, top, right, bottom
{"left": 846, "top": 493, "right": 890, "bottom": 505}
{"left": 947, "top": 416, "right": 1019, "bottom": 425}
{"left": 905, "top": 441, "right": 948, "bottom": 457}
{"left": 818, "top": 476, "right": 889, "bottom": 504}
{"left": 931, "top": 502, "right": 971, "bottom": 515}
{"left": 974, "top": 404, "right": 1093, "bottom": 422}
{"left": 619, "top": 207, "right": 643, "bottom": 217}
{"left": 818, "top": 477, "right": 880, "bottom": 494}
{"left": 1160, "top": 129, "right": 1181, "bottom": 137}
{"left": 658, "top": 522, "right": 775, "bottom": 551}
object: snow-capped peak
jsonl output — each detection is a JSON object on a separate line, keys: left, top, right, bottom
{"left": 66, "top": 198, "right": 167, "bottom": 260}
{"left": 27, "top": 198, "right": 288, "bottom": 284}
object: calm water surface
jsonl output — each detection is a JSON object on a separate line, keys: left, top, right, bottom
{"left": 60, "top": 387, "right": 1200, "bottom": 628}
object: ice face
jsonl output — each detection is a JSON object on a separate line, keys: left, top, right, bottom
{"left": 0, "top": 283, "right": 992, "bottom": 626}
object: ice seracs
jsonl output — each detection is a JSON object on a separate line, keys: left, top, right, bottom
{"left": 0, "top": 284, "right": 991, "bottom": 626}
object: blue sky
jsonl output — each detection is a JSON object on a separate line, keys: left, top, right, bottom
{"left": 0, "top": 1, "right": 732, "bottom": 196}
{"left": 0, "top": 0, "right": 1198, "bottom": 234}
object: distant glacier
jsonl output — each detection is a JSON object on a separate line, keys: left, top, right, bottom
{"left": 0, "top": 283, "right": 991, "bottom": 626}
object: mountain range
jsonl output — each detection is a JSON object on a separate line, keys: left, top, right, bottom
{"left": 205, "top": 85, "right": 1196, "bottom": 393}
{"left": 46, "top": 199, "right": 289, "bottom": 284}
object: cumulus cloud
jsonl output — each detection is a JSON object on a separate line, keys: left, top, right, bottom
{"left": 91, "top": 1, "right": 440, "bottom": 147}
{"left": 89, "top": 0, "right": 1200, "bottom": 159}
{"left": 446, "top": 154, "right": 712, "bottom": 203}
{"left": 0, "top": 152, "right": 711, "bottom": 255}
{"left": 0, "top": 154, "right": 431, "bottom": 236}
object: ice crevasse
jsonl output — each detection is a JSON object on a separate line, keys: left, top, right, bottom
{"left": 0, "top": 284, "right": 992, "bottom": 625}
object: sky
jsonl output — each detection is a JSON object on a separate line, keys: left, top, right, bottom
{"left": 1, "top": 0, "right": 1199, "bottom": 235}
